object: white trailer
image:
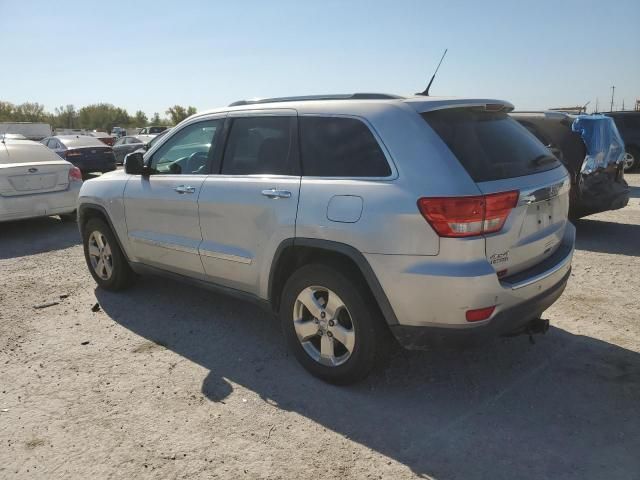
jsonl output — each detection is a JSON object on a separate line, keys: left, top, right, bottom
{"left": 0, "top": 122, "right": 52, "bottom": 140}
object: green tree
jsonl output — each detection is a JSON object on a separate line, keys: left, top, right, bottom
{"left": 149, "top": 112, "right": 161, "bottom": 125}
{"left": 133, "top": 110, "right": 148, "bottom": 127}
{"left": 0, "top": 101, "right": 16, "bottom": 121}
{"left": 165, "top": 105, "right": 197, "bottom": 125}
{"left": 53, "top": 105, "right": 78, "bottom": 129}
{"left": 78, "top": 103, "right": 131, "bottom": 132}
{"left": 14, "top": 102, "right": 46, "bottom": 122}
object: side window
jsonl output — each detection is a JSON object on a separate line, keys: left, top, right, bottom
{"left": 221, "top": 116, "right": 294, "bottom": 175}
{"left": 299, "top": 116, "right": 391, "bottom": 177}
{"left": 150, "top": 119, "right": 222, "bottom": 175}
{"left": 49, "top": 139, "right": 60, "bottom": 149}
{"left": 519, "top": 121, "right": 551, "bottom": 146}
{"left": 114, "top": 137, "right": 125, "bottom": 146}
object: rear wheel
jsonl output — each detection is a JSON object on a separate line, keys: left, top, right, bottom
{"left": 82, "top": 218, "right": 135, "bottom": 290}
{"left": 280, "top": 264, "right": 386, "bottom": 384}
{"left": 623, "top": 146, "right": 639, "bottom": 172}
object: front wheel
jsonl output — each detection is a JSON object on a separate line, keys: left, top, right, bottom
{"left": 82, "top": 218, "right": 135, "bottom": 290}
{"left": 280, "top": 264, "right": 386, "bottom": 384}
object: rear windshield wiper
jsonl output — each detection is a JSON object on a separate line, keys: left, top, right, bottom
{"left": 530, "top": 155, "right": 558, "bottom": 168}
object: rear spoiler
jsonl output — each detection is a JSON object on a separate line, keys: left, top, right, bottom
{"left": 404, "top": 97, "right": 515, "bottom": 113}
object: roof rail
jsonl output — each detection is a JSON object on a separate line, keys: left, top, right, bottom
{"left": 228, "top": 93, "right": 404, "bottom": 107}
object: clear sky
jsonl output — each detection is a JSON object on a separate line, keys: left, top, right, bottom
{"left": 1, "top": 0, "right": 638, "bottom": 116}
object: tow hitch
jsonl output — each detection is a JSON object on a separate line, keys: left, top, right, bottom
{"left": 503, "top": 318, "right": 550, "bottom": 344}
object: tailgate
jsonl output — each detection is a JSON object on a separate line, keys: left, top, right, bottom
{"left": 421, "top": 105, "right": 571, "bottom": 276}
{"left": 0, "top": 162, "right": 70, "bottom": 197}
{"left": 477, "top": 168, "right": 570, "bottom": 276}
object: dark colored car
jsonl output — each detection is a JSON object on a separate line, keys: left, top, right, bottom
{"left": 605, "top": 111, "right": 640, "bottom": 171}
{"left": 41, "top": 135, "right": 117, "bottom": 175}
{"left": 137, "top": 125, "right": 169, "bottom": 135}
{"left": 512, "top": 111, "right": 629, "bottom": 218}
{"left": 113, "top": 136, "right": 145, "bottom": 164}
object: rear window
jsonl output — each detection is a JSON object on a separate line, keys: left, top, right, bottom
{"left": 299, "top": 116, "right": 391, "bottom": 177}
{"left": 58, "top": 136, "right": 107, "bottom": 148}
{"left": 422, "top": 108, "right": 560, "bottom": 182}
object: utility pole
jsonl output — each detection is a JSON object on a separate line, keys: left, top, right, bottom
{"left": 622, "top": 99, "right": 625, "bottom": 111}
{"left": 595, "top": 98, "right": 599, "bottom": 113}
{"left": 610, "top": 86, "right": 615, "bottom": 112}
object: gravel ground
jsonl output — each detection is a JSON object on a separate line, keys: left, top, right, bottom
{"left": 1, "top": 174, "right": 639, "bottom": 480}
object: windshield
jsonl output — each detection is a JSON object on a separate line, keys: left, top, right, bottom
{"left": 422, "top": 108, "right": 561, "bottom": 182}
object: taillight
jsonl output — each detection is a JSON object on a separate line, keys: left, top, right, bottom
{"left": 68, "top": 166, "right": 82, "bottom": 182}
{"left": 417, "top": 191, "right": 518, "bottom": 238}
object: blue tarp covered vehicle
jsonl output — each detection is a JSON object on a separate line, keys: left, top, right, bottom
{"left": 512, "top": 111, "right": 629, "bottom": 218}
{"left": 571, "top": 114, "right": 626, "bottom": 174}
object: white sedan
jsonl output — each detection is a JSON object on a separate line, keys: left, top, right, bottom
{"left": 1, "top": 137, "right": 82, "bottom": 222}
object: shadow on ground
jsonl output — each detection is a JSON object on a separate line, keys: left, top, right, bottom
{"left": 97, "top": 278, "right": 640, "bottom": 480}
{"left": 0, "top": 217, "right": 80, "bottom": 259}
{"left": 575, "top": 218, "right": 640, "bottom": 256}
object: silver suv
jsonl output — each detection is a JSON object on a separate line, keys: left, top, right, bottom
{"left": 78, "top": 94, "right": 575, "bottom": 384}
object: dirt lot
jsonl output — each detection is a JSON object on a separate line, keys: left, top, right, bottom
{"left": 1, "top": 175, "right": 639, "bottom": 480}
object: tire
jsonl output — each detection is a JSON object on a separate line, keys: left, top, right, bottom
{"left": 82, "top": 217, "right": 135, "bottom": 291}
{"left": 623, "top": 146, "right": 639, "bottom": 172}
{"left": 279, "top": 264, "right": 387, "bottom": 384}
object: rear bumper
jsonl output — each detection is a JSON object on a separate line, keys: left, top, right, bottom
{"left": 0, "top": 183, "right": 80, "bottom": 222}
{"left": 72, "top": 156, "right": 117, "bottom": 173}
{"left": 365, "top": 223, "right": 575, "bottom": 348}
{"left": 390, "top": 269, "right": 570, "bottom": 349}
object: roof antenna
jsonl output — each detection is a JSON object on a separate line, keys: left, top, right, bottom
{"left": 417, "top": 48, "right": 448, "bottom": 96}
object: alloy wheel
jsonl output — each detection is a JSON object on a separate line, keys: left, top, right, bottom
{"left": 88, "top": 231, "right": 113, "bottom": 280}
{"left": 623, "top": 152, "right": 635, "bottom": 171}
{"left": 292, "top": 286, "right": 356, "bottom": 367}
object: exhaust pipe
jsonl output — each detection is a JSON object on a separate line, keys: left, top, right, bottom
{"left": 528, "top": 318, "right": 549, "bottom": 335}
{"left": 503, "top": 318, "right": 550, "bottom": 344}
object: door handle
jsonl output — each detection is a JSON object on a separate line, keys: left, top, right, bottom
{"left": 174, "top": 185, "right": 196, "bottom": 194}
{"left": 261, "top": 189, "right": 292, "bottom": 199}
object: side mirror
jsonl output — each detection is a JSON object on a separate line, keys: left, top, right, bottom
{"left": 124, "top": 151, "right": 146, "bottom": 175}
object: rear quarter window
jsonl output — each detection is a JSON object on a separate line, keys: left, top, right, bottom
{"left": 422, "top": 108, "right": 560, "bottom": 182}
{"left": 299, "top": 116, "right": 391, "bottom": 177}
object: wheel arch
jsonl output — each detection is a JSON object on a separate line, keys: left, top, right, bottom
{"left": 268, "top": 238, "right": 399, "bottom": 326}
{"left": 78, "top": 203, "right": 131, "bottom": 262}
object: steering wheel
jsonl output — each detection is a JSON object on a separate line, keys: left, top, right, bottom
{"left": 186, "top": 151, "right": 209, "bottom": 174}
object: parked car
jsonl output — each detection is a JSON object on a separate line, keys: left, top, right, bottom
{"left": 1, "top": 138, "right": 82, "bottom": 222}
{"left": 605, "top": 111, "right": 640, "bottom": 171}
{"left": 110, "top": 127, "right": 126, "bottom": 139}
{"left": 137, "top": 126, "right": 169, "bottom": 135}
{"left": 41, "top": 135, "right": 116, "bottom": 175}
{"left": 88, "top": 131, "right": 115, "bottom": 147}
{"left": 512, "top": 111, "right": 629, "bottom": 218}
{"left": 113, "top": 136, "right": 145, "bottom": 164}
{"left": 78, "top": 93, "right": 575, "bottom": 384}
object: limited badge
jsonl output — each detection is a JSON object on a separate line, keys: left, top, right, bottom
{"left": 490, "top": 251, "right": 509, "bottom": 265}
